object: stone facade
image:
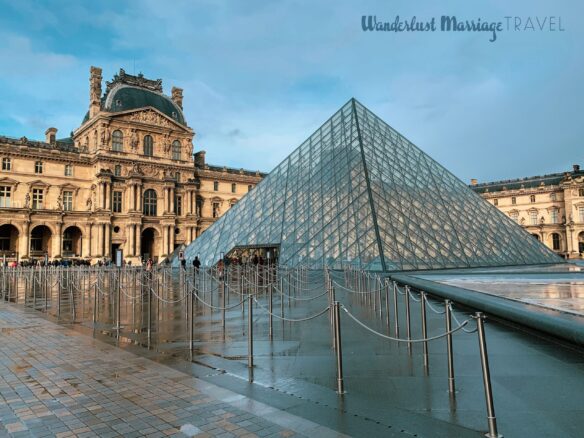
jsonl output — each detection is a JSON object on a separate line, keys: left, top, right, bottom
{"left": 0, "top": 67, "right": 264, "bottom": 264}
{"left": 471, "top": 165, "right": 584, "bottom": 259}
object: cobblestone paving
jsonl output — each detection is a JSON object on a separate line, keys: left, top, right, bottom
{"left": 0, "top": 303, "right": 342, "bottom": 438}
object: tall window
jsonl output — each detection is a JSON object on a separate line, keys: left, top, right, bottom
{"left": 34, "top": 161, "right": 43, "bottom": 174}
{"left": 2, "top": 158, "right": 11, "bottom": 171}
{"left": 579, "top": 206, "right": 584, "bottom": 223}
{"left": 551, "top": 208, "right": 558, "bottom": 224}
{"left": 62, "top": 191, "right": 73, "bottom": 211}
{"left": 510, "top": 211, "right": 519, "bottom": 223}
{"left": 196, "top": 198, "right": 202, "bottom": 217}
{"left": 144, "top": 135, "right": 153, "bottom": 156}
{"left": 64, "top": 164, "right": 73, "bottom": 176}
{"left": 143, "top": 189, "right": 157, "bottom": 216}
{"left": 0, "top": 186, "right": 11, "bottom": 208}
{"left": 63, "top": 230, "right": 74, "bottom": 254}
{"left": 550, "top": 193, "right": 557, "bottom": 201}
{"left": 172, "top": 140, "right": 181, "bottom": 160}
{"left": 212, "top": 202, "right": 220, "bottom": 218}
{"left": 231, "top": 183, "right": 236, "bottom": 193}
{"left": 174, "top": 195, "right": 182, "bottom": 216}
{"left": 112, "top": 130, "right": 123, "bottom": 152}
{"left": 113, "top": 191, "right": 122, "bottom": 213}
{"left": 493, "top": 198, "right": 498, "bottom": 206}
{"left": 174, "top": 172, "right": 180, "bottom": 182}
{"left": 32, "top": 188, "right": 43, "bottom": 209}
{"left": 579, "top": 188, "right": 584, "bottom": 197}
{"left": 248, "top": 185, "right": 253, "bottom": 192}
{"left": 529, "top": 210, "right": 538, "bottom": 225}
{"left": 213, "top": 181, "right": 219, "bottom": 191}
{"left": 114, "top": 164, "right": 121, "bottom": 176}
{"left": 30, "top": 229, "right": 44, "bottom": 252}
{"left": 552, "top": 233, "right": 561, "bottom": 251}
{"left": 530, "top": 195, "right": 536, "bottom": 203}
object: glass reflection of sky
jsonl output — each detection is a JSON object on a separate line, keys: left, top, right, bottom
{"left": 419, "top": 269, "right": 584, "bottom": 316}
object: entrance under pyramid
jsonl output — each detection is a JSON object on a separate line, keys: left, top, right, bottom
{"left": 180, "top": 99, "right": 561, "bottom": 271}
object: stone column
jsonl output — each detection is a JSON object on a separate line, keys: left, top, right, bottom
{"left": 83, "top": 223, "right": 92, "bottom": 258}
{"left": 126, "top": 225, "right": 134, "bottom": 256}
{"left": 105, "top": 183, "right": 111, "bottom": 210}
{"left": 169, "top": 225, "right": 175, "bottom": 254}
{"left": 96, "top": 224, "right": 103, "bottom": 256}
{"left": 104, "top": 223, "right": 111, "bottom": 257}
{"left": 20, "top": 221, "right": 30, "bottom": 259}
{"left": 55, "top": 222, "right": 63, "bottom": 258}
{"left": 170, "top": 188, "right": 175, "bottom": 214}
{"left": 162, "top": 225, "right": 168, "bottom": 258}
{"left": 139, "top": 186, "right": 143, "bottom": 213}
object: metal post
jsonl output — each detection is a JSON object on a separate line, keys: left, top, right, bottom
{"left": 392, "top": 281, "right": 400, "bottom": 337}
{"left": 268, "top": 282, "right": 273, "bottom": 340}
{"left": 445, "top": 300, "right": 455, "bottom": 394}
{"left": 147, "top": 272, "right": 152, "bottom": 348}
{"left": 247, "top": 295, "right": 254, "bottom": 368}
{"left": 115, "top": 269, "right": 121, "bottom": 335}
{"left": 385, "top": 279, "right": 390, "bottom": 329}
{"left": 405, "top": 286, "right": 411, "bottom": 352}
{"left": 221, "top": 276, "right": 226, "bottom": 335}
{"left": 475, "top": 312, "right": 502, "bottom": 438}
{"left": 333, "top": 301, "right": 345, "bottom": 394}
{"left": 421, "top": 292, "right": 428, "bottom": 369}
{"left": 189, "top": 280, "right": 194, "bottom": 358}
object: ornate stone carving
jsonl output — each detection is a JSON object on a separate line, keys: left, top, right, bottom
{"left": 122, "top": 110, "right": 176, "bottom": 128}
{"left": 24, "top": 193, "right": 30, "bottom": 209}
{"left": 105, "top": 68, "right": 162, "bottom": 95}
{"left": 130, "top": 129, "right": 138, "bottom": 150}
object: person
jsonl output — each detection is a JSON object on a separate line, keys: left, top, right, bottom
{"left": 192, "top": 256, "right": 201, "bottom": 283}
{"left": 180, "top": 257, "right": 187, "bottom": 270}
{"left": 217, "top": 259, "right": 224, "bottom": 281}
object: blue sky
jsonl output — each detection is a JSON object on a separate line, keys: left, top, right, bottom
{"left": 0, "top": 0, "right": 582, "bottom": 183}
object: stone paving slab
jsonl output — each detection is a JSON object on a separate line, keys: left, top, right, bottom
{"left": 0, "top": 302, "right": 346, "bottom": 438}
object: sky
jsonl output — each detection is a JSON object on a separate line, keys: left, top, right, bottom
{"left": 0, "top": 0, "right": 582, "bottom": 184}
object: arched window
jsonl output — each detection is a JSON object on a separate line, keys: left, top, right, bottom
{"left": 530, "top": 194, "right": 536, "bottom": 203}
{"left": 172, "top": 140, "right": 181, "bottom": 160}
{"left": 143, "top": 189, "right": 157, "bottom": 216}
{"left": 112, "top": 130, "right": 123, "bottom": 152}
{"left": 551, "top": 233, "right": 561, "bottom": 251}
{"left": 144, "top": 135, "right": 153, "bottom": 157}
{"left": 114, "top": 164, "right": 121, "bottom": 176}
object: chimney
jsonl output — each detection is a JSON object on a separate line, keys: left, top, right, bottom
{"left": 171, "top": 86, "right": 183, "bottom": 110}
{"left": 45, "top": 127, "right": 57, "bottom": 145}
{"left": 194, "top": 150, "right": 206, "bottom": 168}
{"left": 573, "top": 164, "right": 580, "bottom": 172}
{"left": 89, "top": 66, "right": 102, "bottom": 119}
{"left": 470, "top": 178, "right": 478, "bottom": 186}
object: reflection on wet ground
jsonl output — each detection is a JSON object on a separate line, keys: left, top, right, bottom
{"left": 2, "top": 266, "right": 584, "bottom": 437}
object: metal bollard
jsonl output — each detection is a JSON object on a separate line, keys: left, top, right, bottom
{"left": 405, "top": 286, "right": 411, "bottom": 352}
{"left": 475, "top": 312, "right": 502, "bottom": 438}
{"left": 385, "top": 279, "right": 391, "bottom": 329}
{"left": 392, "top": 281, "right": 400, "bottom": 337}
{"left": 421, "top": 292, "right": 428, "bottom": 369}
{"left": 247, "top": 295, "right": 254, "bottom": 368}
{"left": 268, "top": 282, "right": 273, "bottom": 340}
{"left": 221, "top": 277, "right": 226, "bottom": 334}
{"left": 445, "top": 300, "right": 455, "bottom": 394}
{"left": 147, "top": 276, "right": 152, "bottom": 348}
{"left": 333, "top": 301, "right": 345, "bottom": 394}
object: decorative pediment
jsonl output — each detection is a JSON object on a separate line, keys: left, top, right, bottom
{"left": 0, "top": 177, "right": 19, "bottom": 187}
{"left": 115, "top": 108, "right": 185, "bottom": 130}
{"left": 58, "top": 183, "right": 80, "bottom": 195}
{"left": 27, "top": 180, "right": 50, "bottom": 189}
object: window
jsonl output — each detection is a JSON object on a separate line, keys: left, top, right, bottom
{"left": 552, "top": 233, "right": 561, "bottom": 251}
{"left": 0, "top": 186, "right": 11, "bottom": 208}
{"left": 62, "top": 230, "right": 74, "bottom": 254}
{"left": 510, "top": 211, "right": 519, "bottom": 223}
{"left": 174, "top": 172, "right": 180, "bottom": 182}
{"left": 143, "top": 189, "right": 157, "bottom": 216}
{"left": 32, "top": 188, "right": 43, "bottom": 209}
{"left": 579, "top": 188, "right": 584, "bottom": 197}
{"left": 64, "top": 164, "right": 72, "bottom": 176}
{"left": 2, "top": 158, "right": 11, "bottom": 171}
{"left": 213, "top": 181, "right": 219, "bottom": 191}
{"left": 144, "top": 135, "right": 153, "bottom": 156}
{"left": 579, "top": 206, "right": 584, "bottom": 223}
{"left": 174, "top": 195, "right": 182, "bottom": 216}
{"left": 212, "top": 202, "right": 220, "bottom": 218}
{"left": 112, "top": 130, "right": 123, "bottom": 152}
{"left": 248, "top": 185, "right": 252, "bottom": 192}
{"left": 231, "top": 183, "right": 236, "bottom": 193}
{"left": 530, "top": 195, "right": 536, "bottom": 203}
{"left": 551, "top": 209, "right": 558, "bottom": 224}
{"left": 529, "top": 210, "right": 538, "bottom": 225}
{"left": 34, "top": 161, "right": 43, "bottom": 174}
{"left": 114, "top": 164, "right": 121, "bottom": 177}
{"left": 493, "top": 199, "right": 498, "bottom": 206}
{"left": 172, "top": 140, "right": 181, "bottom": 160}
{"left": 113, "top": 191, "right": 122, "bottom": 213}
{"left": 30, "top": 229, "right": 44, "bottom": 252}
{"left": 550, "top": 193, "right": 557, "bottom": 201}
{"left": 62, "top": 191, "right": 73, "bottom": 211}
{"left": 196, "top": 198, "right": 202, "bottom": 217}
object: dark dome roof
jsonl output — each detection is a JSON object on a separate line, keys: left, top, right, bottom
{"left": 103, "top": 85, "right": 186, "bottom": 125}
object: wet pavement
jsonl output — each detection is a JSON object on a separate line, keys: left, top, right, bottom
{"left": 2, "top": 266, "right": 584, "bottom": 437}
{"left": 0, "top": 301, "right": 343, "bottom": 438}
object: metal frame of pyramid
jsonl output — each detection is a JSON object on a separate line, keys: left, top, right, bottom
{"left": 181, "top": 99, "right": 562, "bottom": 271}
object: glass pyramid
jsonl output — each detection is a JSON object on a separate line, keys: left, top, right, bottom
{"left": 182, "top": 99, "right": 561, "bottom": 271}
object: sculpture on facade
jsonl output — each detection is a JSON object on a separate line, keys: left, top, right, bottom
{"left": 24, "top": 193, "right": 30, "bottom": 208}
{"left": 130, "top": 129, "right": 138, "bottom": 150}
